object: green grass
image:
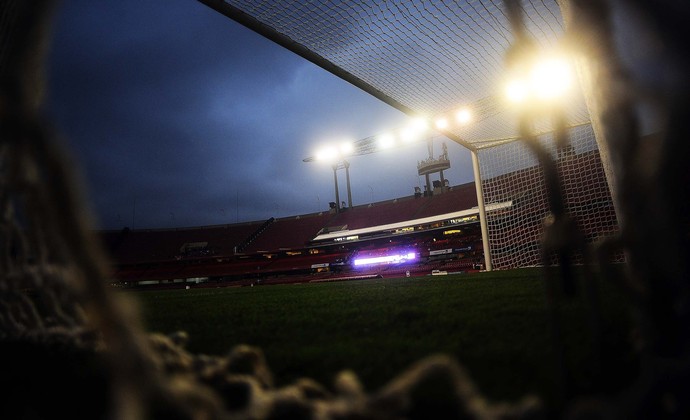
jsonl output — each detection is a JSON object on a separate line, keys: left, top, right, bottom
{"left": 128, "top": 266, "right": 637, "bottom": 413}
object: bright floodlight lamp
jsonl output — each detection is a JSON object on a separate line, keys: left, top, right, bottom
{"left": 398, "top": 117, "right": 428, "bottom": 144}
{"left": 434, "top": 117, "right": 449, "bottom": 130}
{"left": 455, "top": 108, "right": 472, "bottom": 125}
{"left": 505, "top": 54, "right": 574, "bottom": 104}
{"left": 531, "top": 57, "right": 573, "bottom": 100}
{"left": 505, "top": 79, "right": 530, "bottom": 104}
{"left": 315, "top": 141, "right": 354, "bottom": 212}
{"left": 409, "top": 117, "right": 429, "bottom": 133}
{"left": 339, "top": 141, "right": 354, "bottom": 156}
{"left": 378, "top": 132, "right": 395, "bottom": 149}
{"left": 315, "top": 146, "right": 338, "bottom": 162}
{"left": 399, "top": 127, "right": 416, "bottom": 143}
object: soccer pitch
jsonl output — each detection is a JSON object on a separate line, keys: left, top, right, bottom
{"left": 130, "top": 266, "right": 636, "bottom": 413}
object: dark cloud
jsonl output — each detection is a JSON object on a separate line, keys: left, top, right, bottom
{"left": 45, "top": 0, "right": 474, "bottom": 230}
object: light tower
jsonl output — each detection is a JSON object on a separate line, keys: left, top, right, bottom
{"left": 309, "top": 142, "right": 354, "bottom": 213}
{"left": 330, "top": 159, "right": 352, "bottom": 212}
{"left": 417, "top": 139, "right": 451, "bottom": 196}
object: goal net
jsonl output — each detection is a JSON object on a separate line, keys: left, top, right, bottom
{"left": 201, "top": 0, "right": 618, "bottom": 270}
{"left": 478, "top": 123, "right": 623, "bottom": 269}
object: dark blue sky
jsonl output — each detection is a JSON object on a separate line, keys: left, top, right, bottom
{"left": 44, "top": 0, "right": 475, "bottom": 230}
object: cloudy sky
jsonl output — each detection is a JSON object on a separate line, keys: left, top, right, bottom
{"left": 44, "top": 0, "right": 475, "bottom": 230}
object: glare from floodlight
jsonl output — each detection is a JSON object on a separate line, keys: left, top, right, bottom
{"left": 315, "top": 146, "right": 338, "bottom": 162}
{"left": 530, "top": 58, "right": 573, "bottom": 100}
{"left": 399, "top": 127, "right": 416, "bottom": 143}
{"left": 435, "top": 117, "right": 449, "bottom": 130}
{"left": 313, "top": 139, "right": 355, "bottom": 163}
{"left": 505, "top": 55, "right": 574, "bottom": 104}
{"left": 455, "top": 108, "right": 472, "bottom": 125}
{"left": 339, "top": 141, "right": 354, "bottom": 155}
{"left": 378, "top": 132, "right": 395, "bottom": 149}
{"left": 506, "top": 79, "right": 529, "bottom": 104}
{"left": 410, "top": 117, "right": 428, "bottom": 132}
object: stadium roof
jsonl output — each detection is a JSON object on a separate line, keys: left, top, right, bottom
{"left": 199, "top": 0, "right": 591, "bottom": 152}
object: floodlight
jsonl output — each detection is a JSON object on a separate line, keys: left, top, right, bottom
{"left": 530, "top": 57, "right": 573, "bottom": 100}
{"left": 378, "top": 132, "right": 395, "bottom": 149}
{"left": 455, "top": 108, "right": 472, "bottom": 125}
{"left": 505, "top": 55, "right": 574, "bottom": 104}
{"left": 339, "top": 141, "right": 354, "bottom": 155}
{"left": 399, "top": 127, "right": 415, "bottom": 143}
{"left": 505, "top": 79, "right": 529, "bottom": 104}
{"left": 435, "top": 117, "right": 449, "bottom": 130}
{"left": 315, "top": 146, "right": 338, "bottom": 162}
{"left": 410, "top": 117, "right": 429, "bottom": 132}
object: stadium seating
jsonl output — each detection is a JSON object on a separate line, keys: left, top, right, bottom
{"left": 242, "top": 212, "right": 332, "bottom": 253}
{"left": 101, "top": 221, "right": 265, "bottom": 264}
{"left": 413, "top": 183, "right": 478, "bottom": 219}
{"left": 95, "top": 172, "right": 612, "bottom": 287}
{"left": 100, "top": 182, "right": 487, "bottom": 286}
{"left": 325, "top": 195, "right": 427, "bottom": 230}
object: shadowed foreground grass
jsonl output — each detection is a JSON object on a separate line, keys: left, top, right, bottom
{"left": 130, "top": 266, "right": 637, "bottom": 413}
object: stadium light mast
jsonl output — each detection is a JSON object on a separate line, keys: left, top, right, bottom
{"left": 330, "top": 159, "right": 352, "bottom": 211}
{"left": 344, "top": 159, "right": 353, "bottom": 208}
{"left": 332, "top": 163, "right": 340, "bottom": 211}
{"left": 312, "top": 142, "right": 354, "bottom": 212}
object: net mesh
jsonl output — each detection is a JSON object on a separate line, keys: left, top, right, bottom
{"left": 479, "top": 123, "right": 623, "bottom": 269}
{"left": 218, "top": 0, "right": 591, "bottom": 147}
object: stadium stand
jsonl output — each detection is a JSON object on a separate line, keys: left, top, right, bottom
{"left": 243, "top": 212, "right": 333, "bottom": 253}
{"left": 235, "top": 217, "right": 275, "bottom": 252}
{"left": 99, "top": 182, "right": 485, "bottom": 287}
{"left": 325, "top": 194, "right": 427, "bottom": 230}
{"left": 413, "top": 183, "right": 477, "bottom": 219}
{"left": 101, "top": 221, "right": 264, "bottom": 263}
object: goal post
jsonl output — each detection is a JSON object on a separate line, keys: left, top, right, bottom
{"left": 474, "top": 123, "right": 623, "bottom": 270}
{"left": 472, "top": 149, "right": 493, "bottom": 271}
